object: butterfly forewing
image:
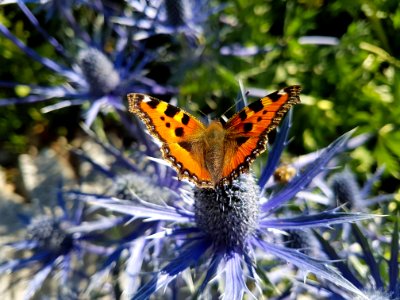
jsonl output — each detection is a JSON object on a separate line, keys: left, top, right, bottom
{"left": 221, "top": 85, "right": 301, "bottom": 183}
{"left": 127, "top": 93, "right": 213, "bottom": 187}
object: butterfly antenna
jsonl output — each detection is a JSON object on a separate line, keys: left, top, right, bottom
{"left": 220, "top": 85, "right": 250, "bottom": 120}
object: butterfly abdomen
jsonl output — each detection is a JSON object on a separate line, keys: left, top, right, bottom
{"left": 203, "top": 121, "right": 226, "bottom": 186}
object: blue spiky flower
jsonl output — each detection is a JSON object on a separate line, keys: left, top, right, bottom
{"left": 0, "top": 188, "right": 115, "bottom": 299}
{"left": 0, "top": 1, "right": 175, "bottom": 126}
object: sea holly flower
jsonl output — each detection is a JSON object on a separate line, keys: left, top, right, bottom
{"left": 0, "top": 189, "right": 114, "bottom": 299}
{"left": 77, "top": 115, "right": 376, "bottom": 299}
{"left": 0, "top": 2, "right": 175, "bottom": 126}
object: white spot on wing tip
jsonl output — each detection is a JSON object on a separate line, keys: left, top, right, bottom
{"left": 143, "top": 95, "right": 152, "bottom": 102}
{"left": 278, "top": 88, "right": 287, "bottom": 95}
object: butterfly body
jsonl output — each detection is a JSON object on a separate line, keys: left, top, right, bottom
{"left": 202, "top": 121, "right": 226, "bottom": 185}
{"left": 128, "top": 85, "right": 301, "bottom": 188}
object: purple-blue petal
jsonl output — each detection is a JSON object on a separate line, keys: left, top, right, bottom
{"left": 133, "top": 238, "right": 211, "bottom": 299}
{"left": 2, "top": 240, "right": 38, "bottom": 250}
{"left": 313, "top": 231, "right": 363, "bottom": 289}
{"left": 0, "top": 95, "right": 56, "bottom": 106}
{"left": 196, "top": 252, "right": 223, "bottom": 295}
{"left": 125, "top": 238, "right": 147, "bottom": 296}
{"left": 0, "top": 251, "right": 52, "bottom": 273}
{"left": 84, "top": 97, "right": 106, "bottom": 127}
{"left": 351, "top": 224, "right": 384, "bottom": 289}
{"left": 70, "top": 148, "right": 115, "bottom": 178}
{"left": 221, "top": 253, "right": 252, "bottom": 300}
{"left": 73, "top": 192, "right": 194, "bottom": 222}
{"left": 0, "top": 23, "right": 80, "bottom": 81}
{"left": 259, "top": 211, "right": 376, "bottom": 229}
{"left": 388, "top": 218, "right": 399, "bottom": 295}
{"left": 24, "top": 262, "right": 54, "bottom": 299}
{"left": 252, "top": 238, "right": 366, "bottom": 299}
{"left": 360, "top": 166, "right": 385, "bottom": 197}
{"left": 17, "top": 1, "right": 65, "bottom": 54}
{"left": 259, "top": 111, "right": 292, "bottom": 191}
{"left": 80, "top": 123, "right": 141, "bottom": 173}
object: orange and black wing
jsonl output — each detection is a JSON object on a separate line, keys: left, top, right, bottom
{"left": 220, "top": 86, "right": 301, "bottom": 184}
{"left": 127, "top": 93, "right": 213, "bottom": 187}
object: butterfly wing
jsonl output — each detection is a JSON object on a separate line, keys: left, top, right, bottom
{"left": 221, "top": 85, "right": 301, "bottom": 184}
{"left": 127, "top": 93, "right": 213, "bottom": 187}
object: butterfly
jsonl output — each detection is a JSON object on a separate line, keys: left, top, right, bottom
{"left": 127, "top": 85, "right": 301, "bottom": 189}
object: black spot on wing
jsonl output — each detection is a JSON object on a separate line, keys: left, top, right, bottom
{"left": 165, "top": 104, "right": 179, "bottom": 118}
{"left": 247, "top": 100, "right": 263, "bottom": 113}
{"left": 181, "top": 113, "right": 190, "bottom": 125}
{"left": 236, "top": 136, "right": 249, "bottom": 147}
{"left": 166, "top": 122, "right": 171, "bottom": 128}
{"left": 175, "top": 127, "right": 184, "bottom": 137}
{"left": 239, "top": 110, "right": 247, "bottom": 121}
{"left": 243, "top": 123, "right": 253, "bottom": 132}
{"left": 267, "top": 91, "right": 283, "bottom": 102}
{"left": 146, "top": 99, "right": 159, "bottom": 109}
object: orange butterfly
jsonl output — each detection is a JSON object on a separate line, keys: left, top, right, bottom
{"left": 127, "top": 86, "right": 301, "bottom": 188}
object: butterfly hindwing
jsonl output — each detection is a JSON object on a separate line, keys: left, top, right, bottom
{"left": 127, "top": 93, "right": 213, "bottom": 187}
{"left": 221, "top": 85, "right": 301, "bottom": 182}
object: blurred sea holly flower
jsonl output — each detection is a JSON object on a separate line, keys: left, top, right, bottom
{"left": 0, "top": 0, "right": 101, "bottom": 19}
{"left": 329, "top": 167, "right": 397, "bottom": 210}
{"left": 315, "top": 218, "right": 399, "bottom": 300}
{"left": 76, "top": 111, "right": 376, "bottom": 299}
{"left": 294, "top": 164, "right": 397, "bottom": 210}
{"left": 0, "top": 188, "right": 116, "bottom": 299}
{"left": 114, "top": 0, "right": 219, "bottom": 45}
{"left": 0, "top": 2, "right": 175, "bottom": 126}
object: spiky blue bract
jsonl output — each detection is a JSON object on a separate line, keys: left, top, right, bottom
{"left": 134, "top": 238, "right": 212, "bottom": 300}
{"left": 389, "top": 218, "right": 399, "bottom": 297}
{"left": 259, "top": 210, "right": 378, "bottom": 229}
{"left": 258, "top": 110, "right": 292, "bottom": 191}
